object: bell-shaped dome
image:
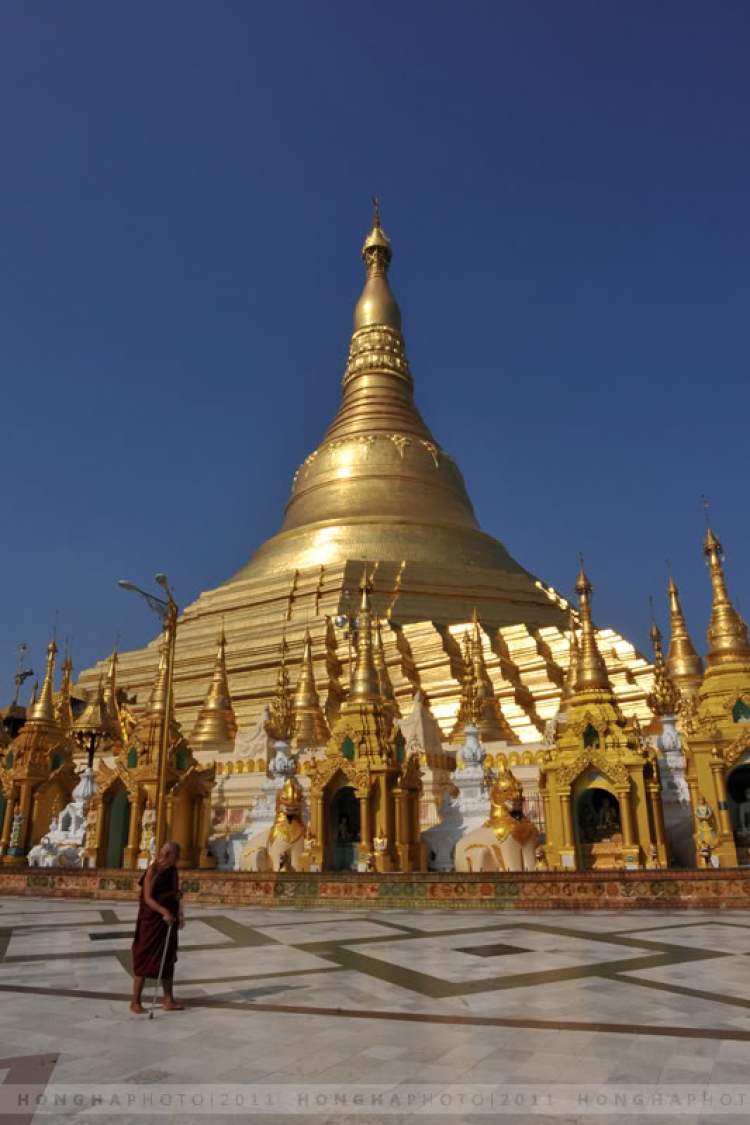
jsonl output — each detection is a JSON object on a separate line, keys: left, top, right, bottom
{"left": 232, "top": 203, "right": 534, "bottom": 583}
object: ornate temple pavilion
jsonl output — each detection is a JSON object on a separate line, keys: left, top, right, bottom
{"left": 77, "top": 206, "right": 654, "bottom": 741}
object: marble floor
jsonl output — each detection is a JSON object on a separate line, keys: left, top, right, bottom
{"left": 1, "top": 899, "right": 749, "bottom": 1124}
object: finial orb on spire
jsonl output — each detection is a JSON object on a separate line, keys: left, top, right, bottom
{"left": 574, "top": 554, "right": 592, "bottom": 597}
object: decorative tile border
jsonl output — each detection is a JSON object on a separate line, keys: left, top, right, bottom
{"left": 1, "top": 866, "right": 750, "bottom": 909}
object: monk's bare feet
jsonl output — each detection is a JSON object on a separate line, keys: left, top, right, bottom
{"left": 163, "top": 999, "right": 185, "bottom": 1012}
{"left": 129, "top": 1002, "right": 146, "bottom": 1014}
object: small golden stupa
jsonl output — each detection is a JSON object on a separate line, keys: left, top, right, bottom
{"left": 540, "top": 562, "right": 667, "bottom": 871}
{"left": 679, "top": 525, "right": 750, "bottom": 866}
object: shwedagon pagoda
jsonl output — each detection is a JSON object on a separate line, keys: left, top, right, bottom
{"left": 3, "top": 205, "right": 750, "bottom": 879}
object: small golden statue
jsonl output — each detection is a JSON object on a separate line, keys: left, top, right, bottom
{"left": 695, "top": 794, "right": 718, "bottom": 865}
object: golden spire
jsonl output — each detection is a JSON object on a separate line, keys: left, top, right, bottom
{"left": 265, "top": 636, "right": 295, "bottom": 741}
{"left": 355, "top": 196, "right": 400, "bottom": 330}
{"left": 103, "top": 647, "right": 120, "bottom": 724}
{"left": 347, "top": 569, "right": 383, "bottom": 706}
{"left": 703, "top": 526, "right": 750, "bottom": 666}
{"left": 453, "top": 630, "right": 482, "bottom": 731}
{"left": 451, "top": 610, "right": 515, "bottom": 742}
{"left": 145, "top": 640, "right": 177, "bottom": 732}
{"left": 292, "top": 630, "right": 330, "bottom": 748}
{"left": 191, "top": 629, "right": 238, "bottom": 749}
{"left": 647, "top": 615, "right": 680, "bottom": 717}
{"left": 574, "top": 560, "right": 610, "bottom": 693}
{"left": 562, "top": 608, "right": 580, "bottom": 700}
{"left": 56, "top": 644, "right": 74, "bottom": 732}
{"left": 28, "top": 637, "right": 60, "bottom": 727}
{"left": 230, "top": 202, "right": 545, "bottom": 591}
{"left": 373, "top": 616, "right": 400, "bottom": 719}
{"left": 666, "top": 574, "right": 703, "bottom": 689}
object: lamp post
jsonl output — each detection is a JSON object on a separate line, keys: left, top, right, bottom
{"left": 118, "top": 575, "right": 178, "bottom": 856}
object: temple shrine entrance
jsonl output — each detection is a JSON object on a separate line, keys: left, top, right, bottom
{"left": 105, "top": 790, "right": 131, "bottom": 869}
{"left": 727, "top": 762, "right": 750, "bottom": 863}
{"left": 328, "top": 786, "right": 360, "bottom": 871}
{"left": 575, "top": 787, "right": 622, "bottom": 870}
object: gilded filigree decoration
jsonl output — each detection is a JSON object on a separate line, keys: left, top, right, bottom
{"left": 724, "top": 727, "right": 750, "bottom": 767}
{"left": 343, "top": 323, "right": 412, "bottom": 388}
{"left": 678, "top": 693, "right": 701, "bottom": 735}
{"left": 265, "top": 645, "right": 295, "bottom": 742}
{"left": 420, "top": 440, "right": 441, "bottom": 468}
{"left": 388, "top": 433, "right": 412, "bottom": 459}
{"left": 308, "top": 755, "right": 371, "bottom": 796}
{"left": 554, "top": 748, "right": 630, "bottom": 788}
{"left": 567, "top": 708, "right": 613, "bottom": 739}
{"left": 723, "top": 691, "right": 750, "bottom": 719}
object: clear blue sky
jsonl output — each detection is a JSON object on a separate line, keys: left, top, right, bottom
{"left": 2, "top": 1, "right": 749, "bottom": 698}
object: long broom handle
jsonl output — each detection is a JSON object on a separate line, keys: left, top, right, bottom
{"left": 148, "top": 920, "right": 174, "bottom": 1018}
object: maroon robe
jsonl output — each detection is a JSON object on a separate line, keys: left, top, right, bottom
{"left": 131, "top": 863, "right": 180, "bottom": 979}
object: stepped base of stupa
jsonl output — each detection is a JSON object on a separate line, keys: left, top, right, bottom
{"left": 77, "top": 558, "right": 654, "bottom": 743}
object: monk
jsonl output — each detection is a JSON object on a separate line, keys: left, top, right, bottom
{"left": 130, "top": 840, "right": 185, "bottom": 1014}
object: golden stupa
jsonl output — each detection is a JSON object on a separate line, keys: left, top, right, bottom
{"left": 78, "top": 205, "right": 654, "bottom": 739}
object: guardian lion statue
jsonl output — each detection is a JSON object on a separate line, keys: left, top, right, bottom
{"left": 240, "top": 777, "right": 306, "bottom": 872}
{"left": 454, "top": 761, "right": 539, "bottom": 872}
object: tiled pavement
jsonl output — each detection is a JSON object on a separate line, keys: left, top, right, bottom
{"left": 1, "top": 899, "right": 749, "bottom": 1124}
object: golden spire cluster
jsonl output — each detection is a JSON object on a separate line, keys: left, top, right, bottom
{"left": 647, "top": 615, "right": 680, "bottom": 717}
{"left": 265, "top": 636, "right": 295, "bottom": 741}
{"left": 454, "top": 630, "right": 482, "bottom": 730}
{"left": 451, "top": 610, "right": 515, "bottom": 742}
{"left": 573, "top": 559, "right": 610, "bottom": 693}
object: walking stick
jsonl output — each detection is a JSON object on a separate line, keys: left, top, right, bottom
{"left": 148, "top": 919, "right": 174, "bottom": 1020}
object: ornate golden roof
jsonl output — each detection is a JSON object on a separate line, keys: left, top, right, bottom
{"left": 665, "top": 575, "right": 703, "bottom": 690}
{"left": 72, "top": 677, "right": 120, "bottom": 746}
{"left": 228, "top": 204, "right": 556, "bottom": 599}
{"left": 191, "top": 630, "right": 238, "bottom": 749}
{"left": 703, "top": 527, "right": 750, "bottom": 667}
{"left": 574, "top": 562, "right": 611, "bottom": 693}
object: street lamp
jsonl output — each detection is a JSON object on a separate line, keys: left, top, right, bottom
{"left": 118, "top": 574, "right": 178, "bottom": 856}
